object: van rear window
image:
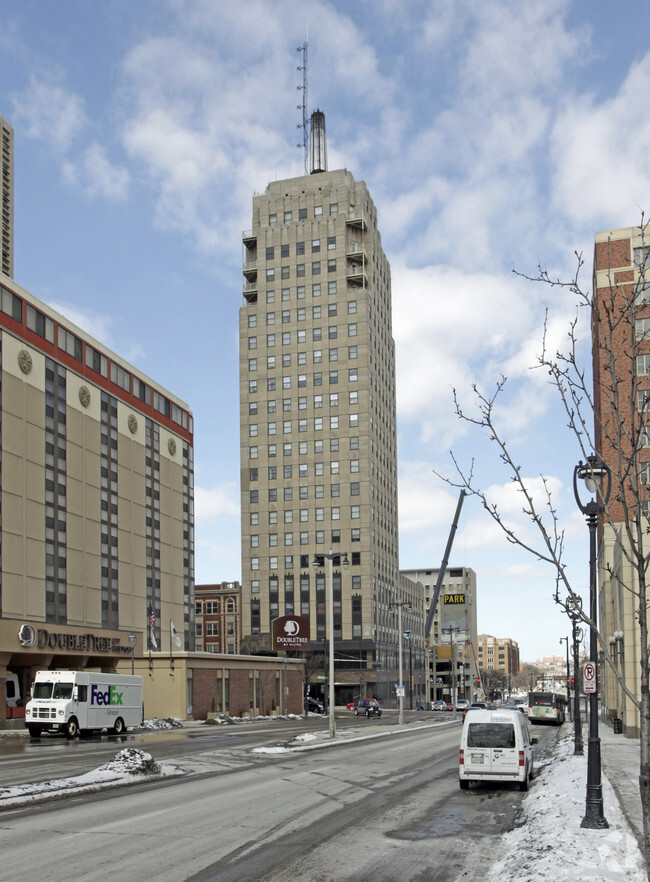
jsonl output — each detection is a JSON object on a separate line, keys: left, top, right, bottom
{"left": 467, "top": 723, "right": 516, "bottom": 749}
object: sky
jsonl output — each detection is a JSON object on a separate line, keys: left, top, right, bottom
{"left": 2, "top": 0, "right": 650, "bottom": 663}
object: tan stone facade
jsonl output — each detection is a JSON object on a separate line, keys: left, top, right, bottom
{"left": 238, "top": 167, "right": 425, "bottom": 705}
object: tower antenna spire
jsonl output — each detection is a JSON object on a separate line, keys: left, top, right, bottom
{"left": 296, "top": 34, "right": 308, "bottom": 174}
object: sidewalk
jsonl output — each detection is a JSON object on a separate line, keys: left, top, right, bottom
{"left": 599, "top": 720, "right": 643, "bottom": 850}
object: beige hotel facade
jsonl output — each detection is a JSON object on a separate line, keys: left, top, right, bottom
{"left": 238, "top": 117, "right": 425, "bottom": 705}
{"left": 0, "top": 273, "right": 195, "bottom": 721}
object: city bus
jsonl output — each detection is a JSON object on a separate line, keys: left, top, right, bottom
{"left": 527, "top": 691, "right": 566, "bottom": 725}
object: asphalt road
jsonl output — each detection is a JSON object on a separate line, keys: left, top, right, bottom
{"left": 0, "top": 716, "right": 560, "bottom": 882}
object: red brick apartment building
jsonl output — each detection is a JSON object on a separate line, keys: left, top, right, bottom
{"left": 195, "top": 583, "right": 241, "bottom": 655}
{"left": 592, "top": 225, "right": 650, "bottom": 736}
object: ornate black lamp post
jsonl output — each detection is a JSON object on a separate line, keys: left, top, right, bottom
{"left": 573, "top": 454, "right": 611, "bottom": 829}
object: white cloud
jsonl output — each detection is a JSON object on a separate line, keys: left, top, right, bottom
{"left": 11, "top": 73, "right": 85, "bottom": 151}
{"left": 194, "top": 482, "right": 240, "bottom": 522}
{"left": 550, "top": 52, "right": 650, "bottom": 230}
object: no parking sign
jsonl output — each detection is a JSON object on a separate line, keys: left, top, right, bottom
{"left": 583, "top": 661, "right": 596, "bottom": 693}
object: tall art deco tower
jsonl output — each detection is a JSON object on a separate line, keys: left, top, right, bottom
{"left": 238, "top": 112, "right": 421, "bottom": 701}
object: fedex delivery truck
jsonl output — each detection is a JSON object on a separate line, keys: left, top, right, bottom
{"left": 25, "top": 670, "right": 143, "bottom": 738}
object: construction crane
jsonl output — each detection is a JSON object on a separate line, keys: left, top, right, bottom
{"left": 424, "top": 489, "right": 466, "bottom": 642}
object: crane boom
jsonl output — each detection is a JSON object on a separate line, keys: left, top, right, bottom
{"left": 424, "top": 490, "right": 466, "bottom": 641}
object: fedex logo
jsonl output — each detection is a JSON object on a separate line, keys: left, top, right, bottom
{"left": 90, "top": 684, "right": 124, "bottom": 706}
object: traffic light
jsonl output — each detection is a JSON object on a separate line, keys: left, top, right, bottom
{"left": 566, "top": 677, "right": 574, "bottom": 687}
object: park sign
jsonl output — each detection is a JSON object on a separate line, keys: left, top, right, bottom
{"left": 272, "top": 615, "right": 311, "bottom": 652}
{"left": 443, "top": 593, "right": 465, "bottom": 605}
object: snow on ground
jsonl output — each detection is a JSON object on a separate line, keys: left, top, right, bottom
{"left": 486, "top": 728, "right": 646, "bottom": 882}
{"left": 0, "top": 747, "right": 185, "bottom": 809}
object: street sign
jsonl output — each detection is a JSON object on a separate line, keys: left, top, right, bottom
{"left": 583, "top": 661, "right": 596, "bottom": 693}
{"left": 396, "top": 685, "right": 405, "bottom": 697}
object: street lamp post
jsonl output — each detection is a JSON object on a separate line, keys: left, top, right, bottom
{"left": 389, "top": 601, "right": 411, "bottom": 726}
{"left": 312, "top": 548, "right": 349, "bottom": 739}
{"left": 574, "top": 454, "right": 611, "bottom": 829}
{"left": 560, "top": 636, "right": 570, "bottom": 720}
{"left": 128, "top": 633, "right": 137, "bottom": 676}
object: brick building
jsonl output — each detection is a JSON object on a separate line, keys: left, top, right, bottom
{"left": 194, "top": 582, "right": 241, "bottom": 654}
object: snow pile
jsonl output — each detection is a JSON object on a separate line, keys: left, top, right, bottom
{"left": 139, "top": 717, "right": 184, "bottom": 730}
{"left": 0, "top": 748, "right": 185, "bottom": 809}
{"left": 486, "top": 731, "right": 645, "bottom": 881}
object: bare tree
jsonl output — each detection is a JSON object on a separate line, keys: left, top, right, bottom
{"left": 436, "top": 230, "right": 650, "bottom": 875}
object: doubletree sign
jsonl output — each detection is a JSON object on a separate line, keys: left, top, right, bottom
{"left": 272, "top": 615, "right": 311, "bottom": 652}
{"left": 443, "top": 593, "right": 465, "bottom": 605}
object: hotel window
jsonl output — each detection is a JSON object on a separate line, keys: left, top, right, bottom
{"left": 284, "top": 465, "right": 292, "bottom": 478}
{"left": 267, "top": 378, "right": 276, "bottom": 391}
{"left": 282, "top": 354, "right": 291, "bottom": 368}
{"left": 350, "top": 482, "right": 360, "bottom": 496}
{"left": 328, "top": 303, "right": 337, "bottom": 317}
{"left": 299, "top": 463, "right": 308, "bottom": 477}
{"left": 281, "top": 244, "right": 290, "bottom": 258}
{"left": 266, "top": 291, "right": 275, "bottom": 303}
{"left": 316, "top": 530, "right": 324, "bottom": 544}
{"left": 266, "top": 269, "right": 275, "bottom": 281}
{"left": 283, "top": 442, "right": 292, "bottom": 456}
{"left": 1, "top": 287, "right": 23, "bottom": 321}
{"left": 268, "top": 466, "right": 277, "bottom": 480}
{"left": 328, "top": 236, "right": 336, "bottom": 250}
{"left": 267, "top": 400, "right": 276, "bottom": 413}
{"left": 330, "top": 393, "right": 339, "bottom": 406}
{"left": 348, "top": 345, "right": 358, "bottom": 359}
{"left": 283, "top": 376, "right": 291, "bottom": 389}
{"left": 283, "top": 420, "right": 291, "bottom": 433}
{"left": 351, "top": 506, "right": 360, "bottom": 519}
{"left": 282, "top": 310, "right": 290, "bottom": 323}
{"left": 250, "top": 534, "right": 259, "bottom": 547}
{"left": 282, "top": 288, "right": 290, "bottom": 301}
{"left": 313, "top": 305, "right": 322, "bottom": 319}
{"left": 296, "top": 240, "right": 305, "bottom": 254}
{"left": 348, "top": 300, "right": 357, "bottom": 314}
{"left": 248, "top": 358, "right": 257, "bottom": 371}
{"left": 350, "top": 459, "right": 360, "bottom": 472}
{"left": 312, "top": 261, "right": 321, "bottom": 275}
{"left": 250, "top": 512, "right": 259, "bottom": 525}
{"left": 329, "top": 349, "right": 338, "bottom": 362}
{"left": 268, "top": 422, "right": 276, "bottom": 435}
{"left": 281, "top": 266, "right": 290, "bottom": 280}
{"left": 134, "top": 378, "right": 152, "bottom": 406}
{"left": 297, "top": 264, "right": 305, "bottom": 277}
{"left": 249, "top": 468, "right": 258, "bottom": 481}
{"left": 314, "top": 417, "right": 323, "bottom": 431}
{"left": 26, "top": 304, "right": 54, "bottom": 342}
{"left": 313, "top": 328, "right": 322, "bottom": 341}
{"left": 284, "top": 533, "right": 293, "bottom": 546}
{"left": 314, "top": 372, "right": 322, "bottom": 385}
{"left": 331, "top": 507, "right": 340, "bottom": 520}
{"left": 249, "top": 445, "right": 258, "bottom": 458}
{"left": 268, "top": 444, "right": 277, "bottom": 457}
{"left": 266, "top": 246, "right": 274, "bottom": 260}
{"left": 298, "top": 418, "right": 307, "bottom": 432}
{"left": 312, "top": 283, "right": 321, "bottom": 297}
{"left": 300, "top": 531, "right": 309, "bottom": 544}
{"left": 251, "top": 557, "right": 260, "bottom": 570}
{"left": 269, "top": 214, "right": 277, "bottom": 226}
{"left": 329, "top": 370, "right": 338, "bottom": 383}
{"left": 638, "top": 356, "right": 650, "bottom": 376}
{"left": 298, "top": 396, "right": 307, "bottom": 410}
{"left": 298, "top": 329, "right": 307, "bottom": 343}
{"left": 300, "top": 509, "right": 309, "bottom": 522}
{"left": 299, "top": 208, "right": 307, "bottom": 220}
{"left": 349, "top": 368, "right": 358, "bottom": 382}
{"left": 634, "top": 246, "right": 650, "bottom": 267}
{"left": 297, "top": 285, "right": 306, "bottom": 299}
{"left": 314, "top": 394, "right": 323, "bottom": 408}
{"left": 299, "top": 486, "right": 308, "bottom": 500}
{"left": 314, "top": 349, "right": 322, "bottom": 363}
{"left": 312, "top": 239, "right": 320, "bottom": 252}
{"left": 315, "top": 462, "right": 324, "bottom": 476}
{"left": 314, "top": 206, "right": 323, "bottom": 216}
{"left": 283, "top": 398, "right": 291, "bottom": 411}
{"left": 298, "top": 352, "right": 307, "bottom": 365}
{"left": 348, "top": 323, "right": 357, "bottom": 336}
{"left": 248, "top": 336, "right": 257, "bottom": 350}
{"left": 111, "top": 363, "right": 131, "bottom": 393}
{"left": 328, "top": 281, "right": 337, "bottom": 295}
{"left": 349, "top": 391, "right": 358, "bottom": 405}
{"left": 331, "top": 461, "right": 340, "bottom": 475}
{"left": 641, "top": 463, "right": 650, "bottom": 484}
{"left": 316, "top": 508, "right": 324, "bottom": 521}
{"left": 284, "top": 211, "right": 292, "bottom": 223}
{"left": 86, "top": 345, "right": 108, "bottom": 377}
{"left": 329, "top": 326, "right": 337, "bottom": 339}
{"left": 270, "top": 557, "right": 278, "bottom": 570}
{"left": 349, "top": 413, "right": 359, "bottom": 426}
{"left": 58, "top": 327, "right": 83, "bottom": 360}
{"left": 329, "top": 204, "right": 338, "bottom": 216}
{"left": 331, "top": 483, "right": 340, "bottom": 497}
{"left": 328, "top": 259, "right": 336, "bottom": 272}
{"left": 268, "top": 490, "right": 277, "bottom": 503}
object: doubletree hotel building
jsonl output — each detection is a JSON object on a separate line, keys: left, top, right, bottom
{"left": 0, "top": 273, "right": 194, "bottom": 721}
{"left": 238, "top": 112, "right": 424, "bottom": 705}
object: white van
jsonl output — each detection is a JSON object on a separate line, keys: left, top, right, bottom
{"left": 25, "top": 670, "right": 143, "bottom": 738}
{"left": 459, "top": 708, "right": 537, "bottom": 791}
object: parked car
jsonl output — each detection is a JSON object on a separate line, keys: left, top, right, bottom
{"left": 306, "top": 697, "right": 325, "bottom": 714}
{"left": 446, "top": 701, "right": 454, "bottom": 711}
{"left": 459, "top": 708, "right": 537, "bottom": 791}
{"left": 353, "top": 698, "right": 382, "bottom": 718}
{"left": 346, "top": 700, "right": 356, "bottom": 710}
{"left": 431, "top": 700, "right": 448, "bottom": 712}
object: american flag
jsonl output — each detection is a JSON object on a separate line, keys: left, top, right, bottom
{"left": 148, "top": 604, "right": 158, "bottom": 650}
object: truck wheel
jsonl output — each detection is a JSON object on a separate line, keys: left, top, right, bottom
{"left": 112, "top": 717, "right": 125, "bottom": 735}
{"left": 66, "top": 717, "right": 79, "bottom": 739}
{"left": 459, "top": 779, "right": 470, "bottom": 790}
{"left": 27, "top": 725, "right": 40, "bottom": 738}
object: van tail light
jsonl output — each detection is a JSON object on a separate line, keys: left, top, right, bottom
{"left": 459, "top": 749, "right": 465, "bottom": 766}
{"left": 518, "top": 750, "right": 525, "bottom": 767}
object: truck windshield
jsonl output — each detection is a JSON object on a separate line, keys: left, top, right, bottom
{"left": 52, "top": 683, "right": 73, "bottom": 699}
{"left": 32, "top": 683, "right": 53, "bottom": 699}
